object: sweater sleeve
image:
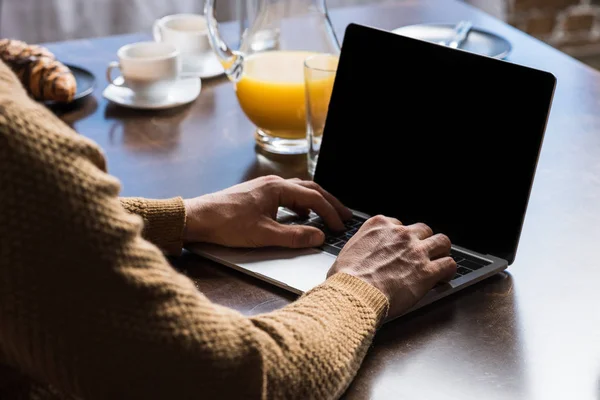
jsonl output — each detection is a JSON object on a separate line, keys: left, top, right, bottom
{"left": 0, "top": 61, "right": 389, "bottom": 400}
{"left": 119, "top": 197, "right": 186, "bottom": 256}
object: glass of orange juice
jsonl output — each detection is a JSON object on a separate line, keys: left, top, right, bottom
{"left": 304, "top": 53, "right": 338, "bottom": 176}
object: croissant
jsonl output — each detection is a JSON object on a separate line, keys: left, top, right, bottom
{"left": 0, "top": 39, "right": 77, "bottom": 103}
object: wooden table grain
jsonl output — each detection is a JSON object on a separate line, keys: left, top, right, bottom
{"left": 43, "top": 1, "right": 600, "bottom": 399}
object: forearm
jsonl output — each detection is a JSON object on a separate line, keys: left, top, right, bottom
{"left": 252, "top": 273, "right": 387, "bottom": 399}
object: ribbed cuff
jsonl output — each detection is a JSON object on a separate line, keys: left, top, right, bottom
{"left": 120, "top": 197, "right": 186, "bottom": 256}
{"left": 319, "top": 273, "right": 389, "bottom": 325}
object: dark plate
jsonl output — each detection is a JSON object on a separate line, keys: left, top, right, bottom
{"left": 44, "top": 64, "right": 95, "bottom": 106}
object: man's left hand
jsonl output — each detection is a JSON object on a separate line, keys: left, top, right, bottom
{"left": 183, "top": 175, "right": 352, "bottom": 248}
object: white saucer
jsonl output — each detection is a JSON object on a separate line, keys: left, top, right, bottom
{"left": 181, "top": 52, "right": 225, "bottom": 80}
{"left": 102, "top": 77, "right": 201, "bottom": 110}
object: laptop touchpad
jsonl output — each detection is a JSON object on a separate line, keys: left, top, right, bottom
{"left": 236, "top": 248, "right": 336, "bottom": 293}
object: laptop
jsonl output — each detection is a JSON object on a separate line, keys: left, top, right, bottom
{"left": 188, "top": 23, "right": 556, "bottom": 316}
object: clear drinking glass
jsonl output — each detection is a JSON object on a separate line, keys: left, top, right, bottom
{"left": 304, "top": 53, "right": 338, "bottom": 177}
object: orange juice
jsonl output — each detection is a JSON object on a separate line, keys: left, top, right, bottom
{"left": 305, "top": 72, "right": 336, "bottom": 133}
{"left": 236, "top": 50, "right": 328, "bottom": 139}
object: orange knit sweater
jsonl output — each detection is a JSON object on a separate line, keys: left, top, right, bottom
{"left": 0, "top": 60, "right": 388, "bottom": 399}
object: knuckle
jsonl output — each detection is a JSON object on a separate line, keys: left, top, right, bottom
{"left": 411, "top": 244, "right": 428, "bottom": 259}
{"left": 420, "top": 223, "right": 434, "bottom": 236}
{"left": 290, "top": 227, "right": 308, "bottom": 247}
{"left": 306, "top": 188, "right": 322, "bottom": 200}
{"left": 433, "top": 257, "right": 457, "bottom": 275}
{"left": 263, "top": 175, "right": 283, "bottom": 184}
{"left": 436, "top": 234, "right": 452, "bottom": 250}
{"left": 412, "top": 260, "right": 433, "bottom": 280}
{"left": 302, "top": 180, "right": 319, "bottom": 189}
{"left": 423, "top": 261, "right": 439, "bottom": 276}
{"left": 391, "top": 217, "right": 403, "bottom": 225}
{"left": 262, "top": 176, "right": 285, "bottom": 192}
{"left": 448, "top": 258, "right": 458, "bottom": 271}
{"left": 369, "top": 214, "right": 388, "bottom": 225}
{"left": 396, "top": 225, "right": 412, "bottom": 240}
{"left": 443, "top": 258, "right": 458, "bottom": 275}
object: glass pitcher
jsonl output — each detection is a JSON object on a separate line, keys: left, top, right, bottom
{"left": 205, "top": 0, "right": 340, "bottom": 155}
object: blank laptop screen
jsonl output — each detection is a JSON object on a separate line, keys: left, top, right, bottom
{"left": 314, "top": 23, "right": 556, "bottom": 263}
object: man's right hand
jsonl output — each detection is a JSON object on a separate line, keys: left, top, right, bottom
{"left": 327, "top": 215, "right": 457, "bottom": 321}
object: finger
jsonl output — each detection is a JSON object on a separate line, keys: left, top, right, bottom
{"left": 286, "top": 206, "right": 311, "bottom": 219}
{"left": 408, "top": 222, "right": 433, "bottom": 239}
{"left": 430, "top": 257, "right": 458, "bottom": 283}
{"left": 290, "top": 179, "right": 353, "bottom": 221}
{"left": 422, "top": 233, "right": 452, "bottom": 259}
{"left": 261, "top": 220, "right": 325, "bottom": 248}
{"left": 279, "top": 182, "right": 345, "bottom": 231}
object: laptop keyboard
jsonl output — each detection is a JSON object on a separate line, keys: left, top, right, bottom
{"left": 450, "top": 249, "right": 491, "bottom": 279}
{"left": 278, "top": 209, "right": 366, "bottom": 256}
{"left": 277, "top": 209, "right": 491, "bottom": 280}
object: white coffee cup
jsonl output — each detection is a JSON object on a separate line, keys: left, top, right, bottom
{"left": 106, "top": 42, "right": 181, "bottom": 100}
{"left": 153, "top": 14, "right": 212, "bottom": 74}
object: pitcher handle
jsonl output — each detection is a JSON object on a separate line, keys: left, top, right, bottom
{"left": 204, "top": 0, "right": 245, "bottom": 83}
{"left": 318, "top": 0, "right": 341, "bottom": 53}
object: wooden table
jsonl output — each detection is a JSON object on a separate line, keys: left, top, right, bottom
{"left": 43, "top": 0, "right": 600, "bottom": 398}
